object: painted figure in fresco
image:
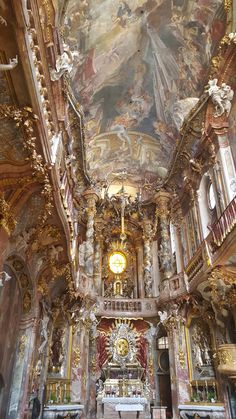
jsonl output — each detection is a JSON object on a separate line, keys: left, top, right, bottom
{"left": 63, "top": 0, "right": 226, "bottom": 181}
{"left": 114, "top": 1, "right": 132, "bottom": 28}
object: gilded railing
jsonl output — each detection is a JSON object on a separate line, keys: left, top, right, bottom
{"left": 185, "top": 246, "right": 204, "bottom": 282}
{"left": 45, "top": 378, "right": 71, "bottom": 404}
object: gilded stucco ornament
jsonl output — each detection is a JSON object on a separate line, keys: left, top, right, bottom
{"left": 19, "top": 335, "right": 28, "bottom": 359}
{"left": 73, "top": 346, "right": 81, "bottom": 368}
{"left": 224, "top": 0, "right": 232, "bottom": 12}
{"left": 198, "top": 267, "right": 236, "bottom": 332}
{"left": 0, "top": 194, "right": 16, "bottom": 234}
{"left": 0, "top": 105, "right": 53, "bottom": 227}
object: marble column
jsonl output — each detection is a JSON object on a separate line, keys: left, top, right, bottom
{"left": 142, "top": 219, "right": 154, "bottom": 298}
{"left": 155, "top": 191, "right": 173, "bottom": 290}
{"left": 165, "top": 317, "right": 190, "bottom": 419}
{"left": 71, "top": 323, "right": 83, "bottom": 403}
{"left": 170, "top": 200, "right": 184, "bottom": 274}
{"left": 71, "top": 321, "right": 90, "bottom": 413}
{"left": 7, "top": 316, "right": 38, "bottom": 419}
{"left": 87, "top": 326, "right": 98, "bottom": 419}
{"left": 135, "top": 239, "right": 145, "bottom": 298}
{"left": 83, "top": 189, "right": 100, "bottom": 292}
{"left": 94, "top": 221, "right": 103, "bottom": 296}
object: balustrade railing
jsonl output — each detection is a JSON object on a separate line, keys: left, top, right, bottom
{"left": 97, "top": 298, "right": 158, "bottom": 317}
{"left": 211, "top": 196, "right": 236, "bottom": 246}
{"left": 185, "top": 246, "right": 204, "bottom": 282}
{"left": 45, "top": 378, "right": 71, "bottom": 404}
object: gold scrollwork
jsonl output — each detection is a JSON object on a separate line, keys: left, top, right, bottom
{"left": 19, "top": 335, "right": 28, "bottom": 358}
{"left": 217, "top": 349, "right": 233, "bottom": 365}
{"left": 73, "top": 346, "right": 81, "bottom": 368}
{"left": 224, "top": 0, "right": 232, "bottom": 12}
{"left": 0, "top": 193, "right": 16, "bottom": 234}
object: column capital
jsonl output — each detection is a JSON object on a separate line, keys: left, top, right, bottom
{"left": 154, "top": 190, "right": 172, "bottom": 218}
{"left": 83, "top": 188, "right": 100, "bottom": 205}
{"left": 142, "top": 217, "right": 154, "bottom": 239}
{"left": 154, "top": 190, "right": 172, "bottom": 203}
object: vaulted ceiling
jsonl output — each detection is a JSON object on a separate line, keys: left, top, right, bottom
{"left": 62, "top": 0, "right": 227, "bottom": 188}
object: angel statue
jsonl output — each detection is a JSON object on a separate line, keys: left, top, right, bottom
{"left": 206, "top": 78, "right": 234, "bottom": 117}
{"left": 50, "top": 44, "right": 82, "bottom": 81}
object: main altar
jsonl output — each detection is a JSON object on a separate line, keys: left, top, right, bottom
{"left": 96, "top": 319, "right": 152, "bottom": 419}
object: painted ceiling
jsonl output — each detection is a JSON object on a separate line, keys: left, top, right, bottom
{"left": 62, "top": 0, "right": 226, "bottom": 185}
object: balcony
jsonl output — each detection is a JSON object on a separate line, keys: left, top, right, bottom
{"left": 211, "top": 196, "right": 236, "bottom": 247}
{"left": 97, "top": 297, "right": 158, "bottom": 317}
{"left": 186, "top": 196, "right": 236, "bottom": 284}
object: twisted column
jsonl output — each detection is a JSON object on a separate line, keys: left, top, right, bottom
{"left": 83, "top": 189, "right": 100, "bottom": 278}
{"left": 155, "top": 191, "right": 173, "bottom": 289}
{"left": 142, "top": 219, "right": 154, "bottom": 298}
{"left": 94, "top": 220, "right": 103, "bottom": 295}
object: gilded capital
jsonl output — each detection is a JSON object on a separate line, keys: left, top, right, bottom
{"left": 155, "top": 191, "right": 171, "bottom": 219}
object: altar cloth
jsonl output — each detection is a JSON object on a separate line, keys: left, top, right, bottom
{"left": 102, "top": 397, "right": 147, "bottom": 405}
{"left": 115, "top": 403, "right": 144, "bottom": 411}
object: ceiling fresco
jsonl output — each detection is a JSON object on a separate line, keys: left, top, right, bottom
{"left": 63, "top": 0, "right": 226, "bottom": 184}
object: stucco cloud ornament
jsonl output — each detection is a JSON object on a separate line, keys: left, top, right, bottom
{"left": 206, "top": 78, "right": 234, "bottom": 117}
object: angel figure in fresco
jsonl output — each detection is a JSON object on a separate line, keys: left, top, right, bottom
{"left": 113, "top": 1, "right": 132, "bottom": 28}
{"left": 110, "top": 123, "right": 133, "bottom": 155}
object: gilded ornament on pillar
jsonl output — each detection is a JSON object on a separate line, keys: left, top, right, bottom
{"left": 73, "top": 346, "right": 81, "bottom": 368}
{"left": 0, "top": 194, "right": 16, "bottom": 235}
{"left": 178, "top": 349, "right": 185, "bottom": 369}
{"left": 23, "top": 290, "right": 32, "bottom": 314}
{"left": 19, "top": 335, "right": 28, "bottom": 359}
{"left": 224, "top": 0, "right": 232, "bottom": 12}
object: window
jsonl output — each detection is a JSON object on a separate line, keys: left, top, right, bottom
{"left": 157, "top": 336, "right": 169, "bottom": 349}
{"left": 208, "top": 183, "right": 216, "bottom": 211}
